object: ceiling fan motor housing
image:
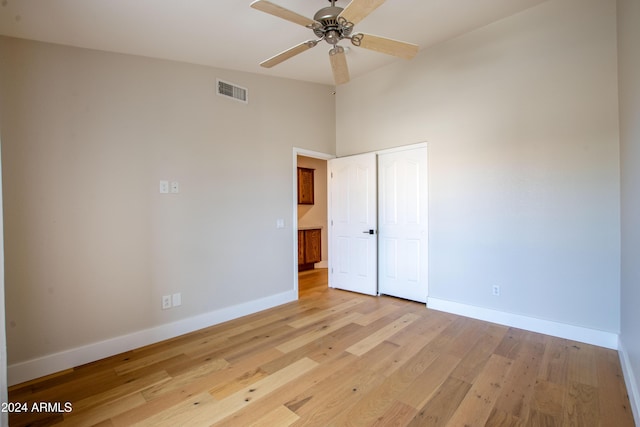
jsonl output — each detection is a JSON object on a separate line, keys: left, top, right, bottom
{"left": 312, "top": 6, "right": 353, "bottom": 44}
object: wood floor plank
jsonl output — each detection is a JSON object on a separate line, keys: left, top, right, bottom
{"left": 198, "top": 357, "right": 317, "bottom": 425}
{"left": 527, "top": 408, "right": 561, "bottom": 427}
{"left": 407, "top": 377, "right": 472, "bottom": 427}
{"left": 110, "top": 349, "right": 283, "bottom": 425}
{"left": 442, "top": 318, "right": 488, "bottom": 359}
{"left": 327, "top": 342, "right": 425, "bottom": 425}
{"left": 539, "top": 336, "right": 571, "bottom": 385}
{"left": 285, "top": 364, "right": 385, "bottom": 426}
{"left": 8, "top": 269, "right": 635, "bottom": 427}
{"left": 445, "top": 354, "right": 514, "bottom": 427}
{"left": 397, "top": 353, "right": 462, "bottom": 410}
{"left": 129, "top": 391, "right": 217, "bottom": 427}
{"left": 492, "top": 336, "right": 546, "bottom": 420}
{"left": 566, "top": 342, "right": 598, "bottom": 387}
{"left": 346, "top": 312, "right": 420, "bottom": 356}
{"left": 247, "top": 405, "right": 300, "bottom": 426}
{"left": 286, "top": 298, "right": 364, "bottom": 328}
{"left": 531, "top": 379, "right": 565, "bottom": 419}
{"left": 358, "top": 335, "right": 427, "bottom": 378}
{"left": 261, "top": 322, "right": 363, "bottom": 373}
{"left": 72, "top": 370, "right": 171, "bottom": 413}
{"left": 141, "top": 357, "right": 229, "bottom": 401}
{"left": 213, "top": 352, "right": 359, "bottom": 427}
{"left": 562, "top": 381, "right": 600, "bottom": 426}
{"left": 450, "top": 323, "right": 507, "bottom": 384}
{"left": 594, "top": 346, "right": 636, "bottom": 425}
{"left": 334, "top": 351, "right": 459, "bottom": 426}
{"left": 135, "top": 358, "right": 318, "bottom": 426}
{"left": 484, "top": 408, "right": 522, "bottom": 426}
{"left": 370, "top": 400, "right": 417, "bottom": 427}
{"left": 276, "top": 311, "right": 362, "bottom": 353}
{"left": 354, "top": 303, "right": 401, "bottom": 326}
{"left": 209, "top": 365, "right": 268, "bottom": 400}
{"left": 60, "top": 393, "right": 148, "bottom": 427}
{"left": 114, "top": 347, "right": 188, "bottom": 375}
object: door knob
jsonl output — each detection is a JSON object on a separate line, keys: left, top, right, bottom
{"left": 362, "top": 229, "right": 376, "bottom": 235}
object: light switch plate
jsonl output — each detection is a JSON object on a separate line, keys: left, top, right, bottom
{"left": 172, "top": 293, "right": 182, "bottom": 307}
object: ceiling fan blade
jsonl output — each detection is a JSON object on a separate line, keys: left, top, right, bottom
{"left": 356, "top": 33, "right": 419, "bottom": 60}
{"left": 339, "top": 0, "right": 387, "bottom": 26}
{"left": 250, "top": 0, "right": 316, "bottom": 27}
{"left": 260, "top": 41, "right": 317, "bottom": 68}
{"left": 329, "top": 46, "right": 350, "bottom": 85}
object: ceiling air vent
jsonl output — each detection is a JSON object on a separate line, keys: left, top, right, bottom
{"left": 216, "top": 79, "right": 248, "bottom": 104}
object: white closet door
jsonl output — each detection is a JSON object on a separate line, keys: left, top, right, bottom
{"left": 328, "top": 152, "right": 378, "bottom": 296}
{"left": 378, "top": 147, "right": 428, "bottom": 302}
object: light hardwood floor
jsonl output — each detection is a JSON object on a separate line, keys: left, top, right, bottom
{"left": 9, "top": 269, "right": 635, "bottom": 426}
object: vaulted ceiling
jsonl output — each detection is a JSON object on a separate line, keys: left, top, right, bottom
{"left": 0, "top": 0, "right": 548, "bottom": 85}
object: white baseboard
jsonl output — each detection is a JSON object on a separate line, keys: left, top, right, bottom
{"left": 8, "top": 290, "right": 297, "bottom": 387}
{"left": 426, "top": 297, "right": 619, "bottom": 350}
{"left": 314, "top": 261, "right": 328, "bottom": 269}
{"left": 618, "top": 340, "right": 640, "bottom": 425}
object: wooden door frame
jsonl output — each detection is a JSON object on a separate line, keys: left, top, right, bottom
{"left": 292, "top": 148, "right": 335, "bottom": 297}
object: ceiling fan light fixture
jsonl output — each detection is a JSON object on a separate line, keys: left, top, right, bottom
{"left": 325, "top": 30, "right": 341, "bottom": 45}
{"left": 329, "top": 45, "right": 345, "bottom": 56}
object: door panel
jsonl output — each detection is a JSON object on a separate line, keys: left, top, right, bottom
{"left": 328, "top": 153, "right": 377, "bottom": 296}
{"left": 378, "top": 147, "right": 428, "bottom": 302}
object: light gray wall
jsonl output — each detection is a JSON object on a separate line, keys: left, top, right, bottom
{"left": 0, "top": 36, "right": 335, "bottom": 367}
{"left": 336, "top": 0, "right": 620, "bottom": 332}
{"left": 618, "top": 0, "right": 640, "bottom": 418}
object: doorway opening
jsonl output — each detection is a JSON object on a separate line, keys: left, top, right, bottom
{"left": 292, "top": 143, "right": 428, "bottom": 303}
{"left": 293, "top": 149, "right": 334, "bottom": 298}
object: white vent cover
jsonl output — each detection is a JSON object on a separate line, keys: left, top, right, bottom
{"left": 216, "top": 79, "right": 248, "bottom": 104}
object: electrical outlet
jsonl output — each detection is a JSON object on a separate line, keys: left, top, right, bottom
{"left": 159, "top": 180, "right": 169, "bottom": 194}
{"left": 492, "top": 285, "right": 500, "bottom": 296}
{"left": 162, "top": 295, "right": 172, "bottom": 309}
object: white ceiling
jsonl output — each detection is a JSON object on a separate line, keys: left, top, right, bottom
{"left": 0, "top": 0, "right": 547, "bottom": 85}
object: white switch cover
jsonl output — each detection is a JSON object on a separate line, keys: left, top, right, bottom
{"left": 170, "top": 181, "right": 179, "bottom": 193}
{"left": 159, "top": 180, "right": 169, "bottom": 194}
{"left": 276, "top": 219, "right": 285, "bottom": 229}
{"left": 172, "top": 293, "right": 182, "bottom": 307}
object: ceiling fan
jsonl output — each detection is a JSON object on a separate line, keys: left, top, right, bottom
{"left": 250, "top": 0, "right": 419, "bottom": 85}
